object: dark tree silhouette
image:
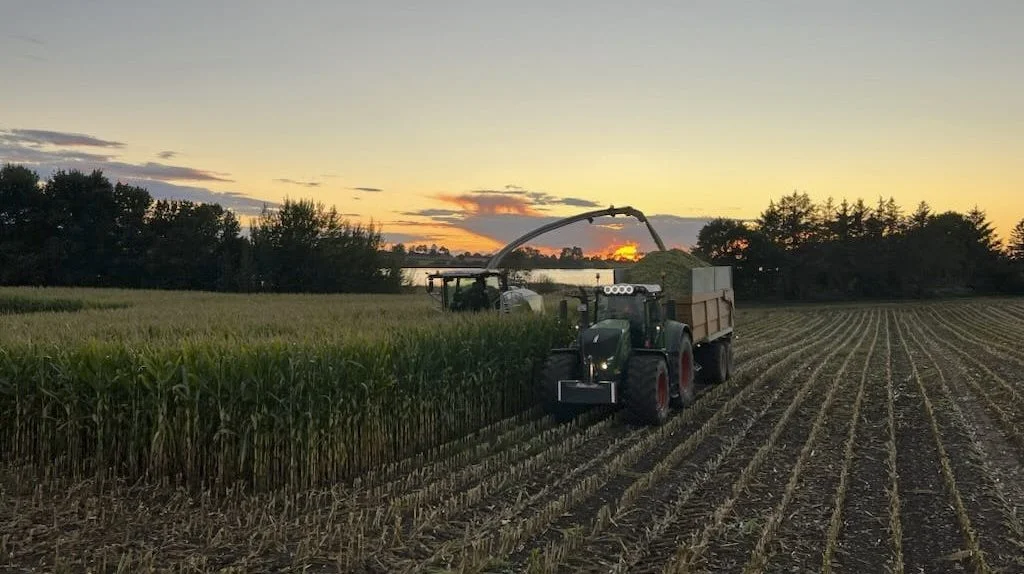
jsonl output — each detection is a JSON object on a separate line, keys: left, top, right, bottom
{"left": 251, "top": 198, "right": 400, "bottom": 293}
{"left": 1011, "top": 219, "right": 1024, "bottom": 261}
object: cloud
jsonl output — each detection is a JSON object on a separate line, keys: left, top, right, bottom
{"left": 351, "top": 186, "right": 383, "bottom": 192}
{"left": 400, "top": 208, "right": 462, "bottom": 217}
{"left": 437, "top": 192, "right": 539, "bottom": 215}
{"left": 124, "top": 179, "right": 278, "bottom": 217}
{"left": 383, "top": 232, "right": 433, "bottom": 245}
{"left": 0, "top": 142, "right": 115, "bottom": 163}
{"left": 467, "top": 185, "right": 602, "bottom": 209}
{"left": 560, "top": 197, "right": 602, "bottom": 208}
{"left": 3, "top": 128, "right": 124, "bottom": 148}
{"left": 274, "top": 178, "right": 321, "bottom": 187}
{"left": 10, "top": 34, "right": 45, "bottom": 46}
{"left": 338, "top": 213, "right": 360, "bottom": 217}
{"left": 157, "top": 150, "right": 177, "bottom": 159}
{"left": 106, "top": 161, "right": 231, "bottom": 182}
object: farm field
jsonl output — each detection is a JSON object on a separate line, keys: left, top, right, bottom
{"left": 2, "top": 291, "right": 1024, "bottom": 572}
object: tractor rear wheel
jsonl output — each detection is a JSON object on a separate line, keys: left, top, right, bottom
{"left": 670, "top": 333, "right": 696, "bottom": 408}
{"left": 541, "top": 353, "right": 582, "bottom": 423}
{"left": 703, "top": 340, "right": 729, "bottom": 384}
{"left": 623, "top": 354, "right": 671, "bottom": 425}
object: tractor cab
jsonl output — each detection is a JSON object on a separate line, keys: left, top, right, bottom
{"left": 592, "top": 284, "right": 666, "bottom": 348}
{"left": 427, "top": 270, "right": 505, "bottom": 312}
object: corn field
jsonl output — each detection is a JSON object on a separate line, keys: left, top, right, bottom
{"left": 3, "top": 290, "right": 1024, "bottom": 573}
{"left": 0, "top": 288, "right": 569, "bottom": 491}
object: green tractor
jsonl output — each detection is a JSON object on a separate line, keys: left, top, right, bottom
{"left": 542, "top": 283, "right": 697, "bottom": 426}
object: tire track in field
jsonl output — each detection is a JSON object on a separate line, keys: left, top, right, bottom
{"left": 702, "top": 312, "right": 877, "bottom": 573}
{"left": 900, "top": 312, "right": 1023, "bottom": 571}
{"left": 907, "top": 309, "right": 1024, "bottom": 457}
{"left": 923, "top": 306, "right": 1024, "bottom": 377}
{"left": 890, "top": 310, "right": 975, "bottom": 573}
{"left": 531, "top": 312, "right": 866, "bottom": 574}
{"left": 653, "top": 311, "right": 869, "bottom": 573}
{"left": 935, "top": 305, "right": 1024, "bottom": 365}
{"left": 766, "top": 311, "right": 881, "bottom": 574}
{"left": 830, "top": 310, "right": 901, "bottom": 574}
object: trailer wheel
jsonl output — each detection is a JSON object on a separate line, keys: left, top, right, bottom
{"left": 541, "top": 353, "right": 582, "bottom": 423}
{"left": 623, "top": 354, "right": 670, "bottom": 425}
{"left": 670, "top": 332, "right": 696, "bottom": 408}
{"left": 724, "top": 338, "right": 735, "bottom": 380}
{"left": 703, "top": 341, "right": 729, "bottom": 384}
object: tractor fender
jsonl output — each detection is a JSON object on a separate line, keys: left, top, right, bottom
{"left": 632, "top": 348, "right": 669, "bottom": 361}
{"left": 663, "top": 321, "right": 690, "bottom": 356}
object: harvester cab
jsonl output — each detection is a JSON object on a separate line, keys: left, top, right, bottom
{"left": 544, "top": 283, "right": 697, "bottom": 426}
{"left": 427, "top": 269, "right": 544, "bottom": 313}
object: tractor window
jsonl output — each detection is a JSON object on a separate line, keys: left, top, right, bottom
{"left": 596, "top": 295, "right": 644, "bottom": 325}
{"left": 450, "top": 275, "right": 501, "bottom": 311}
{"left": 647, "top": 300, "right": 662, "bottom": 324}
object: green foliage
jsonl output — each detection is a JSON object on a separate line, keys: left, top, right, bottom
{"left": 252, "top": 198, "right": 400, "bottom": 293}
{"left": 0, "top": 164, "right": 399, "bottom": 294}
{"left": 0, "top": 294, "right": 85, "bottom": 314}
{"left": 0, "top": 289, "right": 570, "bottom": 490}
{"left": 1008, "top": 219, "right": 1024, "bottom": 261}
{"left": 698, "top": 194, "right": 1019, "bottom": 299}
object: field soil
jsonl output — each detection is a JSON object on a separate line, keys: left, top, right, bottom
{"left": 3, "top": 299, "right": 1024, "bottom": 573}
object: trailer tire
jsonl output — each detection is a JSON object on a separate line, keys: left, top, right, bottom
{"left": 724, "top": 338, "right": 734, "bottom": 380}
{"left": 670, "top": 333, "right": 696, "bottom": 408}
{"left": 623, "top": 354, "right": 671, "bottom": 425}
{"left": 700, "top": 340, "right": 728, "bottom": 384}
{"left": 541, "top": 353, "right": 582, "bottom": 423}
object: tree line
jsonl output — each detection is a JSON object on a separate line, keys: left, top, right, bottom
{"left": 0, "top": 165, "right": 402, "bottom": 293}
{"left": 694, "top": 192, "right": 1024, "bottom": 300}
{"left": 3, "top": 164, "right": 1023, "bottom": 299}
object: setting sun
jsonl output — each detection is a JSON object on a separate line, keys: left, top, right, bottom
{"left": 608, "top": 243, "right": 641, "bottom": 262}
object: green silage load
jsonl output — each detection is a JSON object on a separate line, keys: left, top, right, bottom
{"left": 621, "top": 249, "right": 710, "bottom": 296}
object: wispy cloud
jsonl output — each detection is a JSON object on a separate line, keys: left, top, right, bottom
{"left": 10, "top": 34, "right": 45, "bottom": 46}
{"left": 130, "top": 179, "right": 278, "bottom": 217}
{"left": 0, "top": 127, "right": 277, "bottom": 216}
{"left": 3, "top": 128, "right": 124, "bottom": 148}
{"left": 351, "top": 186, "right": 383, "bottom": 192}
{"left": 108, "top": 161, "right": 231, "bottom": 182}
{"left": 383, "top": 232, "right": 432, "bottom": 245}
{"left": 0, "top": 142, "right": 115, "bottom": 163}
{"left": 437, "top": 192, "right": 539, "bottom": 215}
{"left": 400, "top": 208, "right": 462, "bottom": 217}
{"left": 274, "top": 178, "right": 321, "bottom": 187}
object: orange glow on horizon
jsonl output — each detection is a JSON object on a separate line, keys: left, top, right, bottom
{"left": 606, "top": 243, "right": 642, "bottom": 262}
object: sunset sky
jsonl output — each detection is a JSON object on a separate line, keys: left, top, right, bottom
{"left": 3, "top": 1, "right": 1022, "bottom": 254}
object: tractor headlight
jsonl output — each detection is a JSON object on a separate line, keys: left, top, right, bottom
{"left": 599, "top": 360, "right": 609, "bottom": 371}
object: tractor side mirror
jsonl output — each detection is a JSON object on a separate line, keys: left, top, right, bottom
{"left": 558, "top": 299, "right": 568, "bottom": 323}
{"left": 665, "top": 299, "right": 677, "bottom": 321}
{"left": 426, "top": 278, "right": 434, "bottom": 293}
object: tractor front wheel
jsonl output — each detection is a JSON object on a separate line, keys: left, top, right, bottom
{"left": 541, "top": 353, "right": 582, "bottom": 423}
{"left": 623, "top": 354, "right": 671, "bottom": 425}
